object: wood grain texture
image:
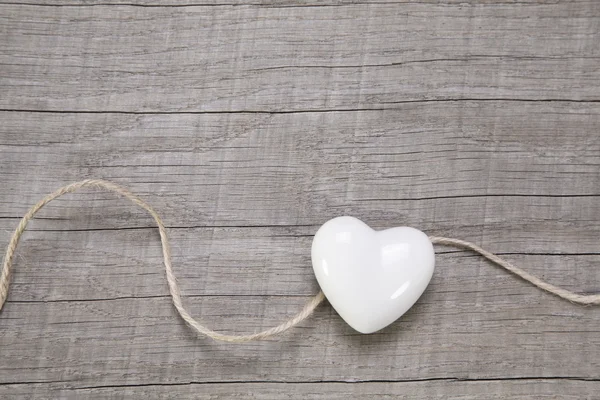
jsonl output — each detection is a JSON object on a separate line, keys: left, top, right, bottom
{"left": 2, "top": 2, "right": 600, "bottom": 112}
{"left": 1, "top": 1, "right": 599, "bottom": 398}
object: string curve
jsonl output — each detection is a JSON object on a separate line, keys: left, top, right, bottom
{"left": 0, "top": 180, "right": 597, "bottom": 343}
{"left": 428, "top": 236, "right": 600, "bottom": 305}
{"left": 0, "top": 179, "right": 325, "bottom": 343}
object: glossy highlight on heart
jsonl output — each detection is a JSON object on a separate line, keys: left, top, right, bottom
{"left": 311, "top": 216, "right": 435, "bottom": 333}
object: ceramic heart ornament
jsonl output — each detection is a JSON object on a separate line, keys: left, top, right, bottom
{"left": 311, "top": 216, "right": 435, "bottom": 334}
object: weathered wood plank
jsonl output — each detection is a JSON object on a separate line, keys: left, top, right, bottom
{"left": 2, "top": 0, "right": 595, "bottom": 4}
{"left": 1, "top": 3, "right": 600, "bottom": 112}
{"left": 1, "top": 380, "right": 599, "bottom": 400}
{"left": 1, "top": 101, "right": 599, "bottom": 229}
{"left": 1, "top": 293, "right": 599, "bottom": 385}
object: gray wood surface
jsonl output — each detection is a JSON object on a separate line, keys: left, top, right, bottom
{"left": 1, "top": 1, "right": 599, "bottom": 398}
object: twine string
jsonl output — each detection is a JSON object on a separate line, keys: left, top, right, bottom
{"left": 0, "top": 180, "right": 598, "bottom": 342}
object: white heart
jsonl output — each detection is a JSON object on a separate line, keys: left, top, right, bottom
{"left": 311, "top": 216, "right": 435, "bottom": 333}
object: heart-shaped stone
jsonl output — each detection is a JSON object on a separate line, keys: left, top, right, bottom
{"left": 311, "top": 216, "right": 435, "bottom": 333}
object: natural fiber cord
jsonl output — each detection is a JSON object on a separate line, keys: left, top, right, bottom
{"left": 0, "top": 180, "right": 598, "bottom": 342}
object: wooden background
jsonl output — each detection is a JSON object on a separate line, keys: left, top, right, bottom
{"left": 1, "top": 1, "right": 599, "bottom": 398}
